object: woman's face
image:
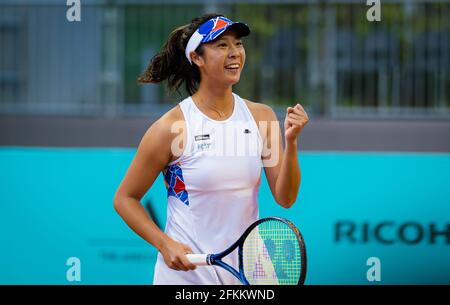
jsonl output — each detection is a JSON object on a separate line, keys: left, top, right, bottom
{"left": 195, "top": 28, "right": 246, "bottom": 87}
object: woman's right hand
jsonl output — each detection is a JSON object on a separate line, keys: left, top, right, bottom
{"left": 159, "top": 236, "right": 197, "bottom": 271}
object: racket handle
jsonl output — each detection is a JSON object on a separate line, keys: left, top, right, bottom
{"left": 186, "top": 254, "right": 210, "bottom": 266}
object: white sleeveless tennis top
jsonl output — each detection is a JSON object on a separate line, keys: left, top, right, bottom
{"left": 153, "top": 92, "right": 263, "bottom": 285}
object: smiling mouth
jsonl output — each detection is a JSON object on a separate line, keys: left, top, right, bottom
{"left": 224, "top": 64, "right": 240, "bottom": 71}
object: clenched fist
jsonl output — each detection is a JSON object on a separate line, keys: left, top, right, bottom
{"left": 284, "top": 103, "right": 309, "bottom": 143}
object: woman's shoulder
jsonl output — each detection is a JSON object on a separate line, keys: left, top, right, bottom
{"left": 158, "top": 104, "right": 185, "bottom": 125}
{"left": 138, "top": 104, "right": 186, "bottom": 162}
{"left": 145, "top": 104, "right": 185, "bottom": 141}
{"left": 242, "top": 98, "right": 278, "bottom": 122}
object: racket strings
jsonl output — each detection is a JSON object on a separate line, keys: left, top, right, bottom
{"left": 242, "top": 219, "right": 303, "bottom": 285}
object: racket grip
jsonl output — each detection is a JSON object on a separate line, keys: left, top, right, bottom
{"left": 186, "top": 254, "right": 210, "bottom": 266}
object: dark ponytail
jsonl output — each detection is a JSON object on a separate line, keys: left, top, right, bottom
{"left": 138, "top": 13, "right": 223, "bottom": 96}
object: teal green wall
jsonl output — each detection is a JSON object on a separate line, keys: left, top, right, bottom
{"left": 0, "top": 148, "right": 449, "bottom": 284}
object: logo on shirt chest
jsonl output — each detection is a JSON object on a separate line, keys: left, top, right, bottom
{"left": 197, "top": 142, "right": 212, "bottom": 151}
{"left": 191, "top": 124, "right": 260, "bottom": 155}
{"left": 195, "top": 134, "right": 210, "bottom": 141}
{"left": 194, "top": 134, "right": 213, "bottom": 151}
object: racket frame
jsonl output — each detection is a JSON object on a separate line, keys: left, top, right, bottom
{"left": 207, "top": 216, "right": 307, "bottom": 285}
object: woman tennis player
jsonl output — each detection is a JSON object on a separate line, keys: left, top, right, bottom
{"left": 113, "top": 13, "right": 309, "bottom": 285}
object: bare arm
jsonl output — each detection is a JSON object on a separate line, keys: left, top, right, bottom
{"left": 113, "top": 108, "right": 196, "bottom": 271}
{"left": 247, "top": 102, "right": 309, "bottom": 208}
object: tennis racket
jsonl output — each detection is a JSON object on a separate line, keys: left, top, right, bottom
{"left": 186, "top": 216, "right": 307, "bottom": 285}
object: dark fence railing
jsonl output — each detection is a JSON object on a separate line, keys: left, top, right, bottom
{"left": 0, "top": 1, "right": 448, "bottom": 119}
